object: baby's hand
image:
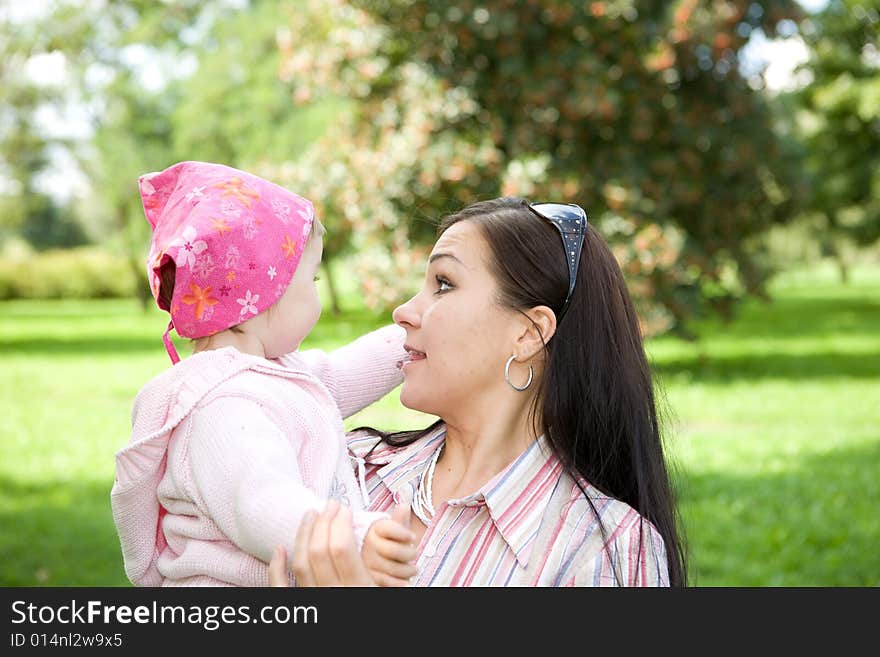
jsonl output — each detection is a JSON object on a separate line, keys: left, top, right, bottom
{"left": 361, "top": 504, "right": 418, "bottom": 586}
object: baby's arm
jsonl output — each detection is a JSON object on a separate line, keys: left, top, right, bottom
{"left": 282, "top": 324, "right": 407, "bottom": 418}
{"left": 187, "top": 395, "right": 385, "bottom": 564}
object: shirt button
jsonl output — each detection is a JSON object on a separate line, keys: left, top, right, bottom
{"left": 423, "top": 543, "right": 437, "bottom": 558}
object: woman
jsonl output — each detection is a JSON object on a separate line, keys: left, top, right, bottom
{"left": 272, "top": 197, "right": 688, "bottom": 586}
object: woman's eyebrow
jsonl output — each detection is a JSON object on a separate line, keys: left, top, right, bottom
{"left": 428, "top": 252, "right": 465, "bottom": 266}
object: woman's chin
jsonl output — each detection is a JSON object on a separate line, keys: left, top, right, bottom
{"left": 399, "top": 386, "right": 434, "bottom": 415}
{"left": 399, "top": 387, "right": 417, "bottom": 410}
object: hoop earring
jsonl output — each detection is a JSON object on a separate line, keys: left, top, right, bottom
{"left": 505, "top": 355, "right": 533, "bottom": 392}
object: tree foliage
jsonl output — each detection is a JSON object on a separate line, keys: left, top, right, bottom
{"left": 0, "top": 7, "right": 85, "bottom": 248}
{"left": 278, "top": 0, "right": 808, "bottom": 334}
{"left": 8, "top": 0, "right": 873, "bottom": 336}
{"left": 44, "top": 0, "right": 206, "bottom": 303}
{"left": 171, "top": 0, "right": 350, "bottom": 310}
{"left": 797, "top": 0, "right": 880, "bottom": 251}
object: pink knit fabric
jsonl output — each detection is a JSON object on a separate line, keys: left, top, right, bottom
{"left": 140, "top": 161, "right": 315, "bottom": 361}
{"left": 110, "top": 324, "right": 407, "bottom": 587}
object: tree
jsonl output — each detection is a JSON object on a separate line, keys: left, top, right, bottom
{"left": 0, "top": 8, "right": 86, "bottom": 250}
{"left": 38, "top": 0, "right": 352, "bottom": 309}
{"left": 171, "top": 0, "right": 351, "bottom": 312}
{"left": 24, "top": 0, "right": 220, "bottom": 305}
{"left": 279, "top": 0, "right": 808, "bottom": 336}
{"left": 796, "top": 0, "right": 880, "bottom": 282}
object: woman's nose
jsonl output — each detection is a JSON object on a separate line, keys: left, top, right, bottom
{"left": 392, "top": 295, "right": 421, "bottom": 329}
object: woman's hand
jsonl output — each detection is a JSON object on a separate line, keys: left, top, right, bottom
{"left": 268, "top": 501, "right": 416, "bottom": 587}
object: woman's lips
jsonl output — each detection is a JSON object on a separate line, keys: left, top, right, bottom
{"left": 399, "top": 345, "right": 426, "bottom": 370}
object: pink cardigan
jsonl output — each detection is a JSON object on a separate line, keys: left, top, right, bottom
{"left": 110, "top": 324, "right": 406, "bottom": 586}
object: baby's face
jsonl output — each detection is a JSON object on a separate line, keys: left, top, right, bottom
{"left": 264, "top": 228, "right": 323, "bottom": 357}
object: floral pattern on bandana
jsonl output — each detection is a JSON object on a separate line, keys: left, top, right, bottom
{"left": 140, "top": 161, "right": 315, "bottom": 349}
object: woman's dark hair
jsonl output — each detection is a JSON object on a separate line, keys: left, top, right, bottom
{"left": 361, "top": 196, "right": 687, "bottom": 586}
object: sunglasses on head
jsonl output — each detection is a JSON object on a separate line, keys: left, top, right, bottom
{"left": 526, "top": 202, "right": 588, "bottom": 316}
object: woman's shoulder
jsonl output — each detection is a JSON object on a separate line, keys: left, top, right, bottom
{"left": 558, "top": 472, "right": 660, "bottom": 538}
{"left": 549, "top": 472, "right": 669, "bottom": 585}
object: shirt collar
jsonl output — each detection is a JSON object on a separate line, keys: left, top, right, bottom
{"left": 374, "top": 427, "right": 563, "bottom": 569}
{"left": 371, "top": 425, "right": 446, "bottom": 493}
{"left": 479, "top": 435, "right": 563, "bottom": 568}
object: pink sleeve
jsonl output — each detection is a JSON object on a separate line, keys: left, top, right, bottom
{"left": 187, "top": 395, "right": 387, "bottom": 564}
{"left": 290, "top": 324, "right": 407, "bottom": 419}
{"left": 187, "top": 395, "right": 334, "bottom": 564}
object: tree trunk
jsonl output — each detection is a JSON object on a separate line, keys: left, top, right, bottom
{"left": 826, "top": 237, "right": 849, "bottom": 285}
{"left": 836, "top": 254, "right": 849, "bottom": 285}
{"left": 322, "top": 257, "right": 341, "bottom": 315}
{"left": 116, "top": 202, "right": 152, "bottom": 311}
{"left": 130, "top": 255, "right": 151, "bottom": 311}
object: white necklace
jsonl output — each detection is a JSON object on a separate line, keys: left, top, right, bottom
{"left": 411, "top": 441, "right": 444, "bottom": 525}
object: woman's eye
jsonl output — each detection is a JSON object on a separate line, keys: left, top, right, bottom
{"left": 435, "top": 275, "right": 453, "bottom": 294}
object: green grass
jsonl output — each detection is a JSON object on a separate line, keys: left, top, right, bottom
{"left": 0, "top": 260, "right": 877, "bottom": 586}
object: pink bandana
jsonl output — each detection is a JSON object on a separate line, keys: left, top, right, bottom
{"left": 140, "top": 160, "right": 315, "bottom": 363}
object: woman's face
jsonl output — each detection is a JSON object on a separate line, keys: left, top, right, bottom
{"left": 392, "top": 220, "right": 521, "bottom": 418}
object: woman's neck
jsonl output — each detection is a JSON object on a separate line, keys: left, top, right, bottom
{"left": 435, "top": 391, "right": 541, "bottom": 498}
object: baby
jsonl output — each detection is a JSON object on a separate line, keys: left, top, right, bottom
{"left": 110, "top": 161, "right": 415, "bottom": 586}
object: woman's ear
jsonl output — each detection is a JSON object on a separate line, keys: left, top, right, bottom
{"left": 515, "top": 305, "right": 557, "bottom": 362}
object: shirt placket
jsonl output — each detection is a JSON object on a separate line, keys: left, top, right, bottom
{"left": 414, "top": 494, "right": 486, "bottom": 585}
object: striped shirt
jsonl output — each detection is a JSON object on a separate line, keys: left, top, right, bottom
{"left": 349, "top": 425, "right": 670, "bottom": 587}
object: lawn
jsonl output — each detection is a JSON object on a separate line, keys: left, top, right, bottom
{"left": 0, "top": 260, "right": 877, "bottom": 586}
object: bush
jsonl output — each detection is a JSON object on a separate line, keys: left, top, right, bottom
{"left": 0, "top": 247, "right": 139, "bottom": 300}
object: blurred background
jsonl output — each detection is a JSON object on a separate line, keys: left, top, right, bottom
{"left": 0, "top": 0, "right": 877, "bottom": 586}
